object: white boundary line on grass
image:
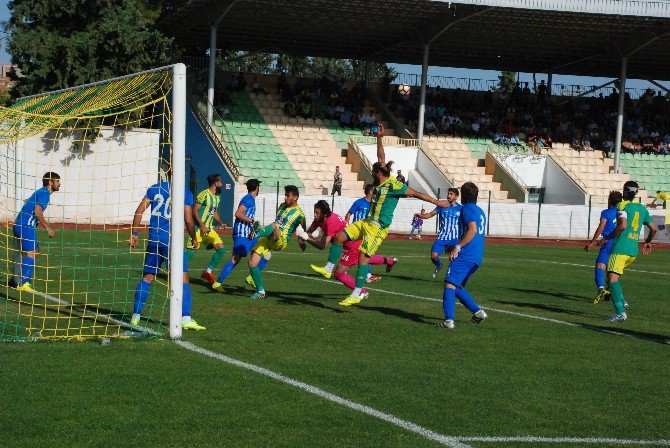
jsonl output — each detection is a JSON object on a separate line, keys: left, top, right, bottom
{"left": 264, "top": 271, "right": 670, "bottom": 345}
{"left": 174, "top": 340, "right": 473, "bottom": 448}
{"left": 456, "top": 436, "right": 670, "bottom": 445}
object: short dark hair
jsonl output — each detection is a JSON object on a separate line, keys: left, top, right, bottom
{"left": 364, "top": 184, "right": 374, "bottom": 195}
{"left": 42, "top": 172, "right": 60, "bottom": 186}
{"left": 314, "top": 200, "right": 332, "bottom": 217}
{"left": 284, "top": 185, "right": 299, "bottom": 197}
{"left": 246, "top": 178, "right": 261, "bottom": 192}
{"left": 460, "top": 182, "right": 479, "bottom": 204}
{"left": 448, "top": 187, "right": 459, "bottom": 196}
{"left": 207, "top": 174, "right": 221, "bottom": 186}
{"left": 608, "top": 191, "right": 623, "bottom": 208}
{"left": 623, "top": 180, "right": 639, "bottom": 201}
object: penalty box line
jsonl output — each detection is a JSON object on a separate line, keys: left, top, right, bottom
{"left": 174, "top": 340, "right": 472, "bottom": 448}
{"left": 263, "top": 271, "right": 670, "bottom": 345}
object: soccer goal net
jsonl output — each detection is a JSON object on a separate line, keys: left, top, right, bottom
{"left": 0, "top": 64, "right": 187, "bottom": 341}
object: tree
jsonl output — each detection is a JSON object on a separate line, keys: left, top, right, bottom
{"left": 4, "top": 0, "right": 174, "bottom": 97}
{"left": 494, "top": 71, "right": 517, "bottom": 93}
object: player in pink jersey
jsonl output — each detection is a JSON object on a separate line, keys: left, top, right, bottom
{"left": 303, "top": 200, "right": 396, "bottom": 301}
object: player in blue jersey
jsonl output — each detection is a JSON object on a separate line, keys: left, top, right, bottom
{"left": 345, "top": 184, "right": 373, "bottom": 223}
{"left": 438, "top": 182, "right": 488, "bottom": 329}
{"left": 415, "top": 188, "right": 462, "bottom": 278}
{"left": 585, "top": 191, "right": 622, "bottom": 304}
{"left": 129, "top": 179, "right": 204, "bottom": 330}
{"left": 12, "top": 172, "right": 61, "bottom": 292}
{"left": 212, "top": 179, "right": 270, "bottom": 292}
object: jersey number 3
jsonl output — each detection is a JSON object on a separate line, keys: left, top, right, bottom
{"left": 478, "top": 215, "right": 486, "bottom": 235}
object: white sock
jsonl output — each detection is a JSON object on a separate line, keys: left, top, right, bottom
{"left": 258, "top": 289, "right": 265, "bottom": 294}
{"left": 132, "top": 313, "right": 140, "bottom": 320}
{"left": 352, "top": 287, "right": 362, "bottom": 298}
{"left": 182, "top": 316, "right": 191, "bottom": 323}
{"left": 325, "top": 262, "right": 335, "bottom": 273}
{"left": 366, "top": 272, "right": 372, "bottom": 279}
{"left": 206, "top": 268, "right": 213, "bottom": 273}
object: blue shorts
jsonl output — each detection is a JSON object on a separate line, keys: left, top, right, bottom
{"left": 445, "top": 259, "right": 480, "bottom": 288}
{"left": 596, "top": 244, "right": 612, "bottom": 266}
{"left": 431, "top": 239, "right": 458, "bottom": 255}
{"left": 143, "top": 245, "right": 189, "bottom": 275}
{"left": 13, "top": 225, "right": 38, "bottom": 252}
{"left": 232, "top": 236, "right": 258, "bottom": 257}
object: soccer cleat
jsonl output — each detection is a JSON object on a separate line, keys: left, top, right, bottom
{"left": 367, "top": 274, "right": 382, "bottom": 282}
{"left": 608, "top": 312, "right": 627, "bottom": 322}
{"left": 201, "top": 271, "right": 216, "bottom": 284}
{"left": 624, "top": 301, "right": 629, "bottom": 310}
{"left": 245, "top": 275, "right": 256, "bottom": 288}
{"left": 432, "top": 265, "right": 442, "bottom": 278}
{"left": 250, "top": 291, "right": 266, "bottom": 300}
{"left": 339, "top": 295, "right": 364, "bottom": 306}
{"left": 16, "top": 282, "right": 35, "bottom": 293}
{"left": 416, "top": 235, "right": 422, "bottom": 240}
{"left": 471, "top": 309, "right": 488, "bottom": 324}
{"left": 182, "top": 319, "right": 206, "bottom": 330}
{"left": 212, "top": 282, "right": 223, "bottom": 292}
{"left": 437, "top": 320, "right": 455, "bottom": 329}
{"left": 310, "top": 264, "right": 332, "bottom": 279}
{"left": 385, "top": 257, "right": 398, "bottom": 273}
{"left": 130, "top": 316, "right": 140, "bottom": 326}
{"left": 593, "top": 288, "right": 609, "bottom": 304}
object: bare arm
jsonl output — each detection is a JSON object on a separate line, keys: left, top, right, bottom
{"left": 600, "top": 216, "right": 626, "bottom": 245}
{"left": 433, "top": 199, "right": 451, "bottom": 208}
{"left": 450, "top": 221, "right": 478, "bottom": 261}
{"left": 642, "top": 222, "right": 657, "bottom": 255}
{"left": 213, "top": 211, "right": 227, "bottom": 230}
{"left": 185, "top": 205, "right": 199, "bottom": 250}
{"left": 404, "top": 188, "right": 438, "bottom": 206}
{"left": 345, "top": 211, "right": 352, "bottom": 223}
{"left": 376, "top": 125, "right": 385, "bottom": 165}
{"left": 306, "top": 234, "right": 330, "bottom": 250}
{"left": 130, "top": 197, "right": 151, "bottom": 247}
{"left": 585, "top": 218, "right": 607, "bottom": 251}
{"left": 192, "top": 203, "right": 209, "bottom": 234}
{"left": 34, "top": 205, "right": 54, "bottom": 238}
{"left": 234, "top": 204, "right": 254, "bottom": 224}
{"left": 416, "top": 210, "right": 437, "bottom": 220}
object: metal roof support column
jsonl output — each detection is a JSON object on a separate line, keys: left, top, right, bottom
{"left": 547, "top": 72, "right": 553, "bottom": 96}
{"left": 207, "top": 24, "right": 218, "bottom": 125}
{"left": 417, "top": 43, "right": 430, "bottom": 145}
{"left": 613, "top": 56, "right": 627, "bottom": 174}
{"left": 364, "top": 59, "right": 370, "bottom": 89}
{"left": 647, "top": 79, "right": 670, "bottom": 95}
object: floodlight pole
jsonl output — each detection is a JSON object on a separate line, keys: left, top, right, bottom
{"left": 417, "top": 44, "right": 430, "bottom": 144}
{"left": 170, "top": 63, "right": 187, "bottom": 340}
{"left": 613, "top": 56, "right": 627, "bottom": 174}
{"left": 207, "top": 25, "right": 218, "bottom": 125}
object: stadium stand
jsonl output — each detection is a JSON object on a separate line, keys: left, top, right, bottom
{"left": 619, "top": 153, "right": 670, "bottom": 194}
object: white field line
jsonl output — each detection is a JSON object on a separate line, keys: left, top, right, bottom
{"left": 174, "top": 340, "right": 472, "bottom": 448}
{"left": 264, "top": 270, "right": 670, "bottom": 345}
{"left": 456, "top": 436, "right": 670, "bottom": 445}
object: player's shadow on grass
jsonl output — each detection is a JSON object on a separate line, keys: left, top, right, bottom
{"left": 508, "top": 287, "right": 591, "bottom": 302}
{"left": 357, "top": 305, "right": 441, "bottom": 325}
{"left": 273, "top": 291, "right": 347, "bottom": 313}
{"left": 577, "top": 323, "right": 670, "bottom": 345}
{"left": 493, "top": 299, "right": 593, "bottom": 318}
{"left": 389, "top": 274, "right": 434, "bottom": 283}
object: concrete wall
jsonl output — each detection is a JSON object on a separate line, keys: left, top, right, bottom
{"left": 485, "top": 154, "right": 526, "bottom": 203}
{"left": 1, "top": 127, "right": 160, "bottom": 224}
{"left": 543, "top": 157, "right": 587, "bottom": 204}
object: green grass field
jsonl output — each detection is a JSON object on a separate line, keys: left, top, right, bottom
{"left": 2, "top": 232, "right": 670, "bottom": 448}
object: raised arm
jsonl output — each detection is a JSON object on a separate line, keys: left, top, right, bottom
{"left": 34, "top": 205, "right": 54, "bottom": 238}
{"left": 416, "top": 210, "right": 438, "bottom": 220}
{"left": 376, "top": 125, "right": 386, "bottom": 165}
{"left": 130, "top": 197, "right": 151, "bottom": 247}
{"left": 403, "top": 187, "right": 438, "bottom": 206}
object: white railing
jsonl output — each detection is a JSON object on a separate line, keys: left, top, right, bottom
{"left": 488, "top": 151, "right": 530, "bottom": 190}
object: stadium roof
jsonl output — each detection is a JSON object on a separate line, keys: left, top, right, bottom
{"left": 159, "top": 0, "right": 670, "bottom": 80}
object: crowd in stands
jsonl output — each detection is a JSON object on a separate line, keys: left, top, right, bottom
{"left": 391, "top": 81, "right": 670, "bottom": 156}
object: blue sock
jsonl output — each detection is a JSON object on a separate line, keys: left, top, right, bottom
{"left": 432, "top": 256, "right": 442, "bottom": 268}
{"left": 367, "top": 264, "right": 371, "bottom": 275}
{"left": 456, "top": 287, "right": 480, "bottom": 313}
{"left": 595, "top": 267, "right": 605, "bottom": 289}
{"left": 217, "top": 260, "right": 236, "bottom": 283}
{"left": 182, "top": 283, "right": 192, "bottom": 317}
{"left": 259, "top": 258, "right": 269, "bottom": 270}
{"left": 133, "top": 280, "right": 152, "bottom": 314}
{"left": 20, "top": 256, "right": 35, "bottom": 285}
{"left": 442, "top": 288, "right": 456, "bottom": 320}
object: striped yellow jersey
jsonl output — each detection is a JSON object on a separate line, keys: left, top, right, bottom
{"left": 275, "top": 203, "right": 306, "bottom": 240}
{"left": 196, "top": 189, "right": 220, "bottom": 229}
{"left": 367, "top": 176, "right": 408, "bottom": 229}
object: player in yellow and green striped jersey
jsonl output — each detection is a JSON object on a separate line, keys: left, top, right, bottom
{"left": 185, "top": 174, "right": 228, "bottom": 284}
{"left": 597, "top": 181, "right": 657, "bottom": 322}
{"left": 311, "top": 125, "right": 448, "bottom": 306}
{"left": 248, "top": 184, "right": 308, "bottom": 299}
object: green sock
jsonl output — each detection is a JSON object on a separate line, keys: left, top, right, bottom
{"left": 255, "top": 224, "right": 275, "bottom": 239}
{"left": 355, "top": 264, "right": 368, "bottom": 288}
{"left": 328, "top": 243, "right": 343, "bottom": 265}
{"left": 609, "top": 281, "right": 625, "bottom": 315}
{"left": 250, "top": 266, "right": 264, "bottom": 292}
{"left": 184, "top": 249, "right": 197, "bottom": 262}
{"left": 208, "top": 247, "right": 227, "bottom": 271}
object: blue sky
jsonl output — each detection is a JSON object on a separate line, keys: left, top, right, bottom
{"left": 0, "top": 1, "right": 666, "bottom": 93}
